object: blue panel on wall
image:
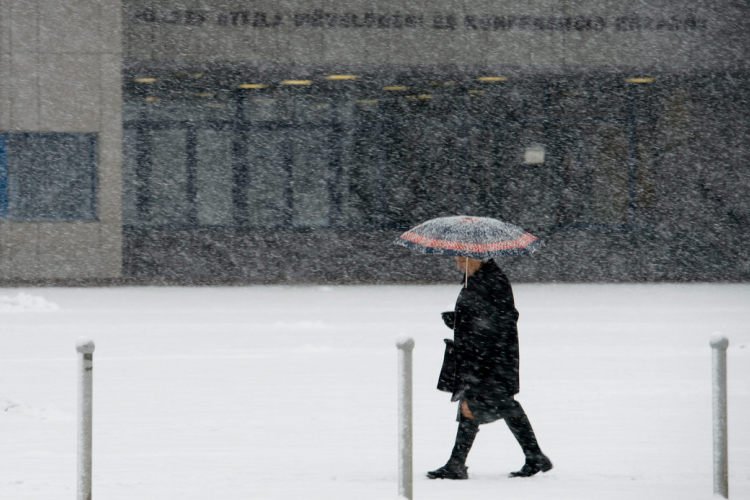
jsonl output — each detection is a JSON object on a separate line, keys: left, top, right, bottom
{"left": 0, "top": 133, "right": 97, "bottom": 221}
{"left": 0, "top": 135, "right": 7, "bottom": 219}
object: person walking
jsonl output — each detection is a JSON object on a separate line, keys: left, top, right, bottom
{"left": 427, "top": 256, "right": 552, "bottom": 480}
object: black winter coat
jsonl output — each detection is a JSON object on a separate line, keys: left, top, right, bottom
{"left": 451, "top": 259, "right": 520, "bottom": 407}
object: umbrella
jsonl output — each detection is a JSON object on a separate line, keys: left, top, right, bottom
{"left": 394, "top": 216, "right": 542, "bottom": 287}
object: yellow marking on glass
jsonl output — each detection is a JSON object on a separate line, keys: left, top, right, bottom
{"left": 237, "top": 84, "right": 268, "bottom": 89}
{"left": 477, "top": 76, "right": 508, "bottom": 82}
{"left": 134, "top": 78, "right": 158, "bottom": 83}
{"left": 281, "top": 79, "right": 313, "bottom": 85}
{"left": 194, "top": 93, "right": 214, "bottom": 98}
{"left": 383, "top": 86, "right": 410, "bottom": 91}
{"left": 326, "top": 75, "right": 358, "bottom": 80}
{"left": 417, "top": 94, "right": 432, "bottom": 99}
{"left": 356, "top": 99, "right": 378, "bottom": 104}
{"left": 468, "top": 90, "right": 485, "bottom": 95}
{"left": 626, "top": 78, "right": 656, "bottom": 83}
{"left": 145, "top": 97, "right": 159, "bottom": 102}
{"left": 191, "top": 73, "right": 205, "bottom": 78}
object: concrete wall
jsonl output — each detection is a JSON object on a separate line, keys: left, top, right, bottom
{"left": 0, "top": 0, "right": 123, "bottom": 280}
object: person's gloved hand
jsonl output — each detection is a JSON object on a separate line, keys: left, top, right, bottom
{"left": 441, "top": 311, "right": 455, "bottom": 330}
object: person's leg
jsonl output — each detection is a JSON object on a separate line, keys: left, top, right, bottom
{"left": 449, "top": 417, "right": 480, "bottom": 464}
{"left": 427, "top": 416, "right": 480, "bottom": 479}
{"left": 504, "top": 401, "right": 553, "bottom": 477}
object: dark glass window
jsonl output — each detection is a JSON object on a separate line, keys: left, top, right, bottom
{"left": 196, "top": 128, "right": 234, "bottom": 226}
{"left": 0, "top": 133, "right": 96, "bottom": 221}
{"left": 244, "top": 129, "right": 288, "bottom": 227}
{"left": 122, "top": 67, "right": 664, "bottom": 233}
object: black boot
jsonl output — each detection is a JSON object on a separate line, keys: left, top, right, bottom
{"left": 508, "top": 455, "right": 553, "bottom": 477}
{"left": 505, "top": 404, "right": 553, "bottom": 478}
{"left": 427, "top": 417, "right": 479, "bottom": 480}
{"left": 426, "top": 459, "right": 469, "bottom": 480}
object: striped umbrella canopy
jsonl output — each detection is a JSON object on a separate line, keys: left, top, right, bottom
{"left": 394, "top": 216, "right": 542, "bottom": 260}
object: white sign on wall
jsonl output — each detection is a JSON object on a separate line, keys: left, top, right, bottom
{"left": 124, "top": 1, "right": 743, "bottom": 69}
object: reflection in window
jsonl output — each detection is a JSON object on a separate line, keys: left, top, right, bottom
{"left": 291, "top": 129, "right": 331, "bottom": 227}
{"left": 244, "top": 99, "right": 284, "bottom": 123}
{"left": 636, "top": 120, "right": 656, "bottom": 210}
{"left": 150, "top": 129, "right": 188, "bottom": 226}
{"left": 590, "top": 124, "right": 629, "bottom": 223}
{"left": 122, "top": 129, "right": 139, "bottom": 225}
{"left": 384, "top": 118, "right": 464, "bottom": 226}
{"left": 557, "top": 124, "right": 630, "bottom": 224}
{"left": 500, "top": 123, "right": 562, "bottom": 230}
{"left": 196, "top": 129, "right": 234, "bottom": 226}
{"left": 246, "top": 130, "right": 288, "bottom": 227}
{"left": 346, "top": 120, "right": 382, "bottom": 226}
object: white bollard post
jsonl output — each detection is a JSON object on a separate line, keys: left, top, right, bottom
{"left": 76, "top": 337, "right": 95, "bottom": 500}
{"left": 396, "top": 336, "right": 414, "bottom": 500}
{"left": 710, "top": 334, "right": 729, "bottom": 499}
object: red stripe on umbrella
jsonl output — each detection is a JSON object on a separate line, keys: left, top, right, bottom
{"left": 400, "top": 231, "right": 538, "bottom": 252}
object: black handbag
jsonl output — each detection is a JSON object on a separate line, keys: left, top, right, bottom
{"left": 437, "top": 338, "right": 456, "bottom": 392}
{"left": 441, "top": 311, "right": 455, "bottom": 329}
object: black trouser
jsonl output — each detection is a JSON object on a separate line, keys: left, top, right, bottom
{"left": 449, "top": 401, "right": 543, "bottom": 465}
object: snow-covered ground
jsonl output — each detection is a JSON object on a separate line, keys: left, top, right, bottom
{"left": 1, "top": 284, "right": 748, "bottom": 500}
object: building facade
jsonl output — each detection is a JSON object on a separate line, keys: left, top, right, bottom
{"left": 2, "top": 1, "right": 749, "bottom": 283}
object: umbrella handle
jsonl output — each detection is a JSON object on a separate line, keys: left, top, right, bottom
{"left": 464, "top": 257, "right": 468, "bottom": 289}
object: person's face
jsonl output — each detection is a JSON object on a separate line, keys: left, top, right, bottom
{"left": 455, "top": 256, "right": 467, "bottom": 271}
{"left": 454, "top": 257, "right": 483, "bottom": 277}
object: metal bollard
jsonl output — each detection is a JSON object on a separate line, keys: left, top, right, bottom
{"left": 76, "top": 337, "right": 95, "bottom": 500}
{"left": 396, "top": 336, "right": 414, "bottom": 500}
{"left": 710, "top": 334, "right": 729, "bottom": 499}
